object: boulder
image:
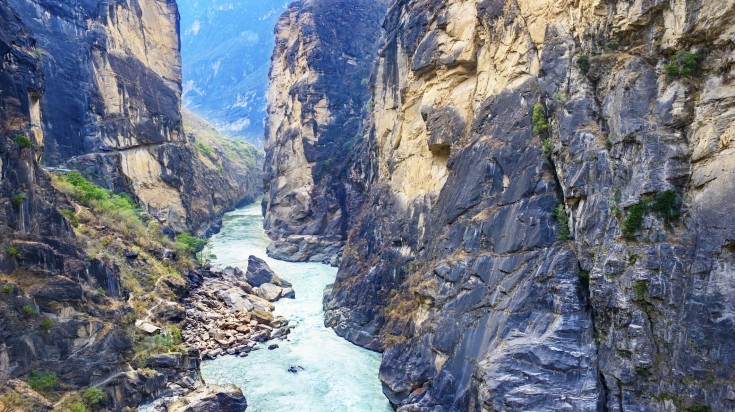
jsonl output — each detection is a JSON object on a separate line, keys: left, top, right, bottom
{"left": 216, "top": 288, "right": 254, "bottom": 311}
{"left": 168, "top": 385, "right": 247, "bottom": 412}
{"left": 257, "top": 283, "right": 283, "bottom": 302}
{"left": 245, "top": 256, "right": 291, "bottom": 287}
{"left": 281, "top": 287, "right": 296, "bottom": 299}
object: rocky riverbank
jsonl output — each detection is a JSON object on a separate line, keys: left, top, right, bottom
{"left": 182, "top": 257, "right": 294, "bottom": 360}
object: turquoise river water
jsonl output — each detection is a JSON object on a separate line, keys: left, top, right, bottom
{"left": 199, "top": 202, "right": 392, "bottom": 411}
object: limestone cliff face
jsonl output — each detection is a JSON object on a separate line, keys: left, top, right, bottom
{"left": 262, "top": 0, "right": 387, "bottom": 264}
{"left": 6, "top": 0, "right": 259, "bottom": 234}
{"left": 324, "top": 0, "right": 735, "bottom": 410}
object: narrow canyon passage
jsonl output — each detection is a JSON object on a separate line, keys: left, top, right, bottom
{"left": 199, "top": 202, "right": 391, "bottom": 411}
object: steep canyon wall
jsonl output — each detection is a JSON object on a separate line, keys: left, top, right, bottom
{"left": 263, "top": 0, "right": 388, "bottom": 264}
{"left": 317, "top": 0, "right": 735, "bottom": 411}
{"left": 6, "top": 0, "right": 260, "bottom": 235}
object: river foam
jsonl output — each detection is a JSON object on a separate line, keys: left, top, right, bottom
{"left": 200, "top": 203, "right": 392, "bottom": 412}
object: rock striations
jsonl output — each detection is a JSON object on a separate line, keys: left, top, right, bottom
{"left": 0, "top": 0, "right": 260, "bottom": 409}
{"left": 6, "top": 0, "right": 261, "bottom": 235}
{"left": 306, "top": 0, "right": 735, "bottom": 411}
{"left": 262, "top": 0, "right": 388, "bottom": 265}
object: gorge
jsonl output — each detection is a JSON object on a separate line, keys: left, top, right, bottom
{"left": 1, "top": 0, "right": 735, "bottom": 411}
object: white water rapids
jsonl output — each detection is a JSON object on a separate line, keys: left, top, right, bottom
{"left": 199, "top": 202, "right": 392, "bottom": 411}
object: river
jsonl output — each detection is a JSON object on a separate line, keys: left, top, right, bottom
{"left": 199, "top": 202, "right": 392, "bottom": 411}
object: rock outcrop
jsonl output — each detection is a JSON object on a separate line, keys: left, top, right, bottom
{"left": 262, "top": 0, "right": 388, "bottom": 264}
{"left": 0, "top": 0, "right": 258, "bottom": 409}
{"left": 321, "top": 0, "right": 735, "bottom": 411}
{"left": 6, "top": 0, "right": 261, "bottom": 235}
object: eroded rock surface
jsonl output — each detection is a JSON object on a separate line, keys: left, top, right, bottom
{"left": 262, "top": 0, "right": 388, "bottom": 264}
{"left": 6, "top": 0, "right": 261, "bottom": 234}
{"left": 320, "top": 0, "right": 735, "bottom": 411}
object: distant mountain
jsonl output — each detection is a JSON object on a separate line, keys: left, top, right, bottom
{"left": 178, "top": 0, "right": 289, "bottom": 146}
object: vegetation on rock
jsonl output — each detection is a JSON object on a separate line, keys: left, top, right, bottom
{"left": 623, "top": 190, "right": 680, "bottom": 240}
{"left": 665, "top": 50, "right": 705, "bottom": 79}
{"left": 10, "top": 193, "right": 27, "bottom": 207}
{"left": 576, "top": 54, "right": 590, "bottom": 73}
{"left": 532, "top": 103, "right": 550, "bottom": 135}
{"left": 27, "top": 370, "right": 59, "bottom": 392}
{"left": 13, "top": 133, "right": 34, "bottom": 149}
{"left": 555, "top": 204, "right": 571, "bottom": 240}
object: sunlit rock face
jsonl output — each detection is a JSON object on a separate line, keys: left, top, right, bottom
{"left": 323, "top": 0, "right": 735, "bottom": 410}
{"left": 5, "top": 0, "right": 261, "bottom": 233}
{"left": 262, "top": 0, "right": 388, "bottom": 264}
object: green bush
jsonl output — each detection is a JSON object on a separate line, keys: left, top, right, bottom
{"left": 40, "top": 318, "right": 54, "bottom": 330}
{"left": 622, "top": 203, "right": 647, "bottom": 240}
{"left": 13, "top": 134, "right": 34, "bottom": 149}
{"left": 543, "top": 139, "right": 554, "bottom": 157}
{"left": 175, "top": 233, "right": 207, "bottom": 257}
{"left": 61, "top": 209, "right": 80, "bottom": 228}
{"left": 65, "top": 171, "right": 110, "bottom": 203}
{"left": 532, "top": 103, "right": 549, "bottom": 135}
{"left": 10, "top": 193, "right": 27, "bottom": 207}
{"left": 82, "top": 386, "right": 107, "bottom": 405}
{"left": 576, "top": 54, "right": 590, "bottom": 73}
{"left": 134, "top": 325, "right": 184, "bottom": 363}
{"left": 27, "top": 370, "right": 59, "bottom": 392}
{"left": 686, "top": 405, "right": 711, "bottom": 412}
{"left": 665, "top": 50, "right": 705, "bottom": 79}
{"left": 122, "top": 312, "right": 136, "bottom": 325}
{"left": 651, "top": 189, "right": 678, "bottom": 222}
{"left": 555, "top": 204, "right": 571, "bottom": 240}
{"left": 6, "top": 245, "right": 21, "bottom": 259}
{"left": 623, "top": 190, "right": 680, "bottom": 240}
{"left": 62, "top": 171, "right": 139, "bottom": 215}
{"left": 1, "top": 284, "right": 13, "bottom": 293}
{"left": 69, "top": 402, "right": 87, "bottom": 412}
{"left": 633, "top": 280, "right": 648, "bottom": 301}
{"left": 22, "top": 305, "right": 38, "bottom": 317}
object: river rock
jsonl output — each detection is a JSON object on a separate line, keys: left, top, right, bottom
{"left": 257, "top": 283, "right": 283, "bottom": 302}
{"left": 245, "top": 256, "right": 291, "bottom": 287}
{"left": 217, "top": 288, "right": 253, "bottom": 310}
{"left": 168, "top": 385, "right": 247, "bottom": 412}
{"left": 281, "top": 287, "right": 295, "bottom": 299}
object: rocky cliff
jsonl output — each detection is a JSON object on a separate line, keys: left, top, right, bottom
{"left": 262, "top": 0, "right": 387, "bottom": 265}
{"left": 322, "top": 0, "right": 735, "bottom": 411}
{"left": 0, "top": 0, "right": 254, "bottom": 409}
{"left": 6, "top": 0, "right": 260, "bottom": 235}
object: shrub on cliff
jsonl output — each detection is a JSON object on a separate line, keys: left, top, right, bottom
{"left": 175, "top": 233, "right": 207, "bottom": 257}
{"left": 13, "top": 134, "right": 34, "bottom": 149}
{"left": 665, "top": 50, "right": 705, "bottom": 79}
{"left": 6, "top": 246, "right": 21, "bottom": 259}
{"left": 555, "top": 204, "right": 571, "bottom": 240}
{"left": 10, "top": 193, "right": 27, "bottom": 207}
{"left": 82, "top": 386, "right": 107, "bottom": 406}
{"left": 623, "top": 190, "right": 680, "bottom": 240}
{"left": 27, "top": 370, "right": 59, "bottom": 392}
{"left": 53, "top": 171, "right": 144, "bottom": 237}
{"left": 576, "top": 54, "right": 590, "bottom": 73}
{"left": 532, "top": 103, "right": 549, "bottom": 135}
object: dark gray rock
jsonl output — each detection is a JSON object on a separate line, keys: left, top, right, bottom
{"left": 245, "top": 256, "right": 290, "bottom": 288}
